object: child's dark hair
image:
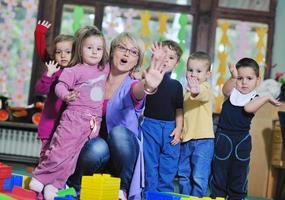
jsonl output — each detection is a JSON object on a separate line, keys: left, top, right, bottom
{"left": 70, "top": 26, "right": 108, "bottom": 70}
{"left": 162, "top": 40, "right": 183, "bottom": 62}
{"left": 50, "top": 34, "right": 75, "bottom": 62}
{"left": 236, "top": 58, "right": 259, "bottom": 77}
{"left": 188, "top": 51, "right": 211, "bottom": 71}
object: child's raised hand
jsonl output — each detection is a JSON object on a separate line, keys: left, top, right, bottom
{"left": 229, "top": 63, "right": 237, "bottom": 79}
{"left": 64, "top": 90, "right": 80, "bottom": 103}
{"left": 38, "top": 20, "right": 51, "bottom": 29}
{"left": 170, "top": 128, "right": 182, "bottom": 145}
{"left": 187, "top": 77, "right": 200, "bottom": 95}
{"left": 45, "top": 60, "right": 60, "bottom": 77}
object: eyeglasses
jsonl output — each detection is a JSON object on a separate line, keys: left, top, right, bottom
{"left": 116, "top": 44, "right": 139, "bottom": 57}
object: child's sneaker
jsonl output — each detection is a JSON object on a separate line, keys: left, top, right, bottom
{"left": 29, "top": 178, "right": 44, "bottom": 193}
{"left": 118, "top": 190, "right": 127, "bottom": 200}
{"left": 44, "top": 184, "right": 58, "bottom": 200}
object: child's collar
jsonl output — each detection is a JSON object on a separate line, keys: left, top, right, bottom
{"left": 230, "top": 88, "right": 257, "bottom": 106}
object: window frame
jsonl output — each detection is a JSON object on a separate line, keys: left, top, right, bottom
{"left": 29, "top": 0, "right": 276, "bottom": 103}
{"left": 210, "top": 0, "right": 276, "bottom": 78}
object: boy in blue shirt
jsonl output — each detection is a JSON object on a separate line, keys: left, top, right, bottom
{"left": 142, "top": 40, "right": 184, "bottom": 193}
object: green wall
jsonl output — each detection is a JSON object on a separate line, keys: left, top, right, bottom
{"left": 272, "top": 0, "right": 285, "bottom": 78}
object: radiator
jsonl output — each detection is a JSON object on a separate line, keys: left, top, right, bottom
{"left": 0, "top": 128, "right": 40, "bottom": 158}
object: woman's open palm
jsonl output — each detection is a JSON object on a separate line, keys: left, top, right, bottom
{"left": 144, "top": 43, "right": 166, "bottom": 90}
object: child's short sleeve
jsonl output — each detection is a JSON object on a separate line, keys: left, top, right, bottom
{"left": 176, "top": 81, "right": 184, "bottom": 109}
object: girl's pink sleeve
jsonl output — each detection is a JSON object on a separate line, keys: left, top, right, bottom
{"left": 130, "top": 81, "right": 145, "bottom": 109}
{"left": 35, "top": 71, "right": 53, "bottom": 94}
{"left": 34, "top": 24, "right": 49, "bottom": 61}
{"left": 55, "top": 69, "right": 76, "bottom": 101}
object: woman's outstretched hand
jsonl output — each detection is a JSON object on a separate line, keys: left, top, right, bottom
{"left": 143, "top": 42, "right": 166, "bottom": 93}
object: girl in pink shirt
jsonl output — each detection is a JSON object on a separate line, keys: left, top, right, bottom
{"left": 30, "top": 26, "right": 109, "bottom": 200}
{"left": 34, "top": 20, "right": 75, "bottom": 164}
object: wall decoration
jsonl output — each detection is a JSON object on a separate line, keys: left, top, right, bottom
{"left": 255, "top": 26, "right": 267, "bottom": 79}
{"left": 212, "top": 19, "right": 269, "bottom": 113}
{"left": 72, "top": 6, "right": 84, "bottom": 32}
{"left": 123, "top": 9, "right": 138, "bottom": 32}
{"left": 140, "top": 11, "right": 151, "bottom": 37}
{"left": 234, "top": 22, "right": 250, "bottom": 63}
{"left": 215, "top": 21, "right": 230, "bottom": 112}
{"left": 157, "top": 13, "right": 169, "bottom": 35}
{"left": 175, "top": 13, "right": 188, "bottom": 81}
{"left": 0, "top": 0, "right": 38, "bottom": 106}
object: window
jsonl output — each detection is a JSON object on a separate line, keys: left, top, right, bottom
{"left": 219, "top": 0, "right": 270, "bottom": 11}
{"left": 60, "top": 4, "right": 95, "bottom": 35}
{"left": 211, "top": 0, "right": 275, "bottom": 112}
{"left": 0, "top": 0, "right": 38, "bottom": 106}
{"left": 146, "top": 0, "right": 191, "bottom": 5}
{"left": 101, "top": 6, "right": 192, "bottom": 79}
{"left": 24, "top": 0, "right": 276, "bottom": 108}
{"left": 212, "top": 19, "right": 268, "bottom": 112}
{"left": 57, "top": 1, "right": 193, "bottom": 81}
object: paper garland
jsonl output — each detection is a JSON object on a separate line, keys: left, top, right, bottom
{"left": 157, "top": 13, "right": 169, "bottom": 34}
{"left": 234, "top": 22, "right": 250, "bottom": 62}
{"left": 140, "top": 11, "right": 151, "bottom": 37}
{"left": 72, "top": 6, "right": 84, "bottom": 32}
{"left": 123, "top": 9, "right": 138, "bottom": 31}
{"left": 175, "top": 14, "right": 188, "bottom": 81}
{"left": 215, "top": 21, "right": 230, "bottom": 112}
{"left": 255, "top": 27, "right": 267, "bottom": 64}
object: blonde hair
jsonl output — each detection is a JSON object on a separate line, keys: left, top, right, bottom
{"left": 110, "top": 32, "right": 145, "bottom": 71}
{"left": 49, "top": 34, "right": 75, "bottom": 64}
{"left": 70, "top": 26, "right": 108, "bottom": 70}
{"left": 187, "top": 51, "right": 212, "bottom": 71}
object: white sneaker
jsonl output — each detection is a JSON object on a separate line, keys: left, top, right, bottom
{"left": 118, "top": 190, "right": 127, "bottom": 200}
{"left": 29, "top": 178, "right": 44, "bottom": 193}
{"left": 44, "top": 184, "right": 58, "bottom": 200}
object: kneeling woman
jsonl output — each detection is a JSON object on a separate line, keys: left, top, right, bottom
{"left": 68, "top": 32, "right": 166, "bottom": 200}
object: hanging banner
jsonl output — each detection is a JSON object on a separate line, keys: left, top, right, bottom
{"left": 140, "top": 11, "right": 151, "bottom": 37}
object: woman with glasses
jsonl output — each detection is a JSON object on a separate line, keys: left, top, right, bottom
{"left": 67, "top": 32, "right": 166, "bottom": 200}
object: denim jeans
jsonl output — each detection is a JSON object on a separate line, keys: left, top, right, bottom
{"left": 67, "top": 125, "right": 139, "bottom": 193}
{"left": 67, "top": 137, "right": 110, "bottom": 192}
{"left": 141, "top": 117, "right": 180, "bottom": 193}
{"left": 177, "top": 139, "right": 214, "bottom": 197}
{"left": 210, "top": 130, "right": 251, "bottom": 200}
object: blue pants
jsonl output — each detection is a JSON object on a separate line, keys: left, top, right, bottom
{"left": 67, "top": 126, "right": 139, "bottom": 193}
{"left": 141, "top": 117, "right": 180, "bottom": 193}
{"left": 177, "top": 139, "right": 214, "bottom": 197}
{"left": 210, "top": 130, "right": 251, "bottom": 200}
